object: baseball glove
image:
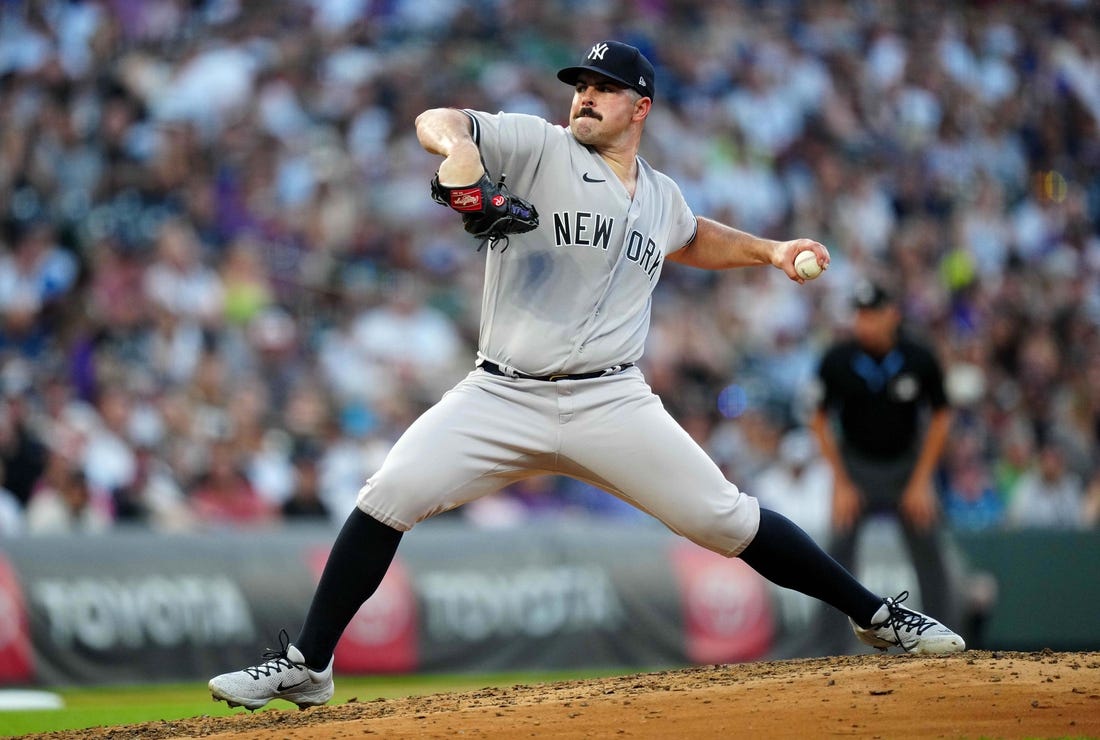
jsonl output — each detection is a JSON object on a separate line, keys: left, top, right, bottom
{"left": 430, "top": 173, "right": 539, "bottom": 246}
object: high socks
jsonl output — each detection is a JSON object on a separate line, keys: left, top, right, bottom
{"left": 739, "top": 508, "right": 882, "bottom": 628}
{"left": 294, "top": 508, "right": 404, "bottom": 669}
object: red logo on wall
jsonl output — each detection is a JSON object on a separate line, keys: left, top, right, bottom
{"left": 671, "top": 542, "right": 774, "bottom": 664}
{"left": 306, "top": 548, "right": 418, "bottom": 673}
{"left": 0, "top": 556, "right": 34, "bottom": 683}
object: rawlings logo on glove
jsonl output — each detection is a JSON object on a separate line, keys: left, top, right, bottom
{"left": 431, "top": 173, "right": 540, "bottom": 248}
{"left": 449, "top": 188, "right": 484, "bottom": 211}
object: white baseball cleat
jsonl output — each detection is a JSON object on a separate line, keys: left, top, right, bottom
{"left": 850, "top": 591, "right": 966, "bottom": 654}
{"left": 209, "top": 630, "right": 334, "bottom": 710}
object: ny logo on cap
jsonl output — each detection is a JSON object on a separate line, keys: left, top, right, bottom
{"left": 637, "top": 76, "right": 647, "bottom": 87}
{"left": 588, "top": 42, "right": 609, "bottom": 60}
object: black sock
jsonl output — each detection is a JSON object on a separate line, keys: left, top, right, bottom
{"left": 739, "top": 508, "right": 882, "bottom": 627}
{"left": 294, "top": 508, "right": 403, "bottom": 669}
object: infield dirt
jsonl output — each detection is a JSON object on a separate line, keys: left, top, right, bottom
{"left": 25, "top": 650, "right": 1100, "bottom": 739}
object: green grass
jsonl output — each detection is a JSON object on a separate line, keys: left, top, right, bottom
{"left": 0, "top": 668, "right": 631, "bottom": 738}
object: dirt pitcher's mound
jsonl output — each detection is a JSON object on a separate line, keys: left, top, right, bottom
{"left": 34, "top": 650, "right": 1100, "bottom": 739}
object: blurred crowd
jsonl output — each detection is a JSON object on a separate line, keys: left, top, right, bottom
{"left": 1, "top": 0, "right": 1099, "bottom": 537}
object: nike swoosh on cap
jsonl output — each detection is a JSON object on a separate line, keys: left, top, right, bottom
{"left": 582, "top": 173, "right": 606, "bottom": 183}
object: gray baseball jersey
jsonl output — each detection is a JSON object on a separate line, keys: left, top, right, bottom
{"left": 356, "top": 110, "right": 759, "bottom": 557}
{"left": 465, "top": 110, "right": 697, "bottom": 376}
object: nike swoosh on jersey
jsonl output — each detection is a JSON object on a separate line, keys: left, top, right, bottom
{"left": 276, "top": 677, "right": 310, "bottom": 691}
{"left": 582, "top": 172, "right": 606, "bottom": 183}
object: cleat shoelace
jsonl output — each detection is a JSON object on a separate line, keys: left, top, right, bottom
{"left": 881, "top": 591, "right": 937, "bottom": 651}
{"left": 243, "top": 629, "right": 298, "bottom": 680}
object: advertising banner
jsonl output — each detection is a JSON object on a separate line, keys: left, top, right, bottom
{"left": 0, "top": 555, "right": 33, "bottom": 683}
{"left": 1, "top": 520, "right": 1089, "bottom": 686}
{"left": 2, "top": 522, "right": 752, "bottom": 685}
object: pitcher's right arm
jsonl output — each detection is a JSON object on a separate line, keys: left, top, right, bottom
{"left": 415, "top": 108, "right": 485, "bottom": 186}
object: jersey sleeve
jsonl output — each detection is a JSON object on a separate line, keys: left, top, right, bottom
{"left": 815, "top": 347, "right": 843, "bottom": 409}
{"left": 463, "top": 110, "right": 554, "bottom": 183}
{"left": 659, "top": 173, "right": 698, "bottom": 252}
{"left": 914, "top": 342, "right": 950, "bottom": 409}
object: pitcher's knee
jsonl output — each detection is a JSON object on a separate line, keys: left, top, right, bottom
{"left": 676, "top": 494, "right": 761, "bottom": 557}
{"left": 354, "top": 470, "right": 437, "bottom": 531}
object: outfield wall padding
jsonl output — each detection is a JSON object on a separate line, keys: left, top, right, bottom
{"left": 0, "top": 521, "right": 1092, "bottom": 686}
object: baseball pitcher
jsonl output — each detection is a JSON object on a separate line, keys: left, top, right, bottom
{"left": 210, "top": 40, "right": 964, "bottom": 711}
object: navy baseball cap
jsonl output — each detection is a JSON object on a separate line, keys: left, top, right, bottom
{"left": 557, "top": 41, "right": 655, "bottom": 100}
{"left": 851, "top": 279, "right": 894, "bottom": 310}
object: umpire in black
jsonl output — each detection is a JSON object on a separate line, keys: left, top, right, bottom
{"left": 809, "top": 278, "right": 954, "bottom": 654}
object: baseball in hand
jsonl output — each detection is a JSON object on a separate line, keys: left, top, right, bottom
{"left": 794, "top": 250, "right": 824, "bottom": 280}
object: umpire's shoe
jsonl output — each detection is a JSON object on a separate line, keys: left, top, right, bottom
{"left": 209, "top": 630, "right": 334, "bottom": 710}
{"left": 850, "top": 591, "right": 966, "bottom": 654}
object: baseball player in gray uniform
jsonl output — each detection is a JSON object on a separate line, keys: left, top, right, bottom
{"left": 210, "top": 41, "right": 964, "bottom": 711}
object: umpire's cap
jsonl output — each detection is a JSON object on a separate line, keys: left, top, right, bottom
{"left": 557, "top": 41, "right": 655, "bottom": 100}
{"left": 851, "top": 278, "right": 895, "bottom": 310}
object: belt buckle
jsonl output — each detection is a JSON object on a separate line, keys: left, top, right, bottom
{"left": 547, "top": 373, "right": 570, "bottom": 382}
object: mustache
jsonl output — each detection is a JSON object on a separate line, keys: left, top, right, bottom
{"left": 577, "top": 107, "right": 602, "bottom": 120}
